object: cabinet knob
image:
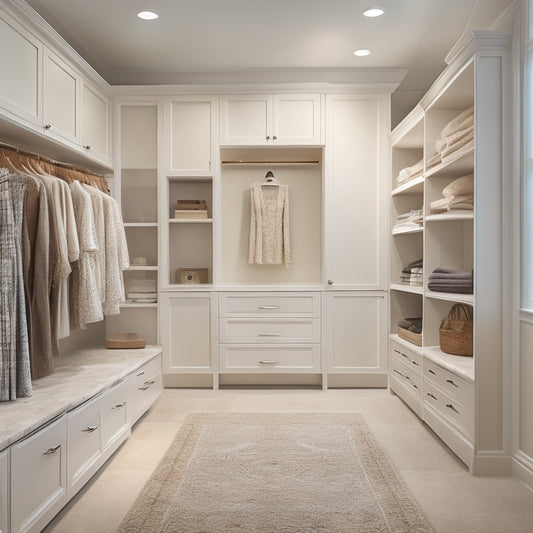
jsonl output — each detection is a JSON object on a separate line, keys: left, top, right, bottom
{"left": 266, "top": 135, "right": 270, "bottom": 140}
{"left": 84, "top": 145, "right": 91, "bottom": 150}
{"left": 273, "top": 135, "right": 277, "bottom": 140}
{"left": 328, "top": 280, "right": 333, "bottom": 285}
{"left": 112, "top": 402, "right": 126, "bottom": 409}
{"left": 44, "top": 123, "right": 52, "bottom": 130}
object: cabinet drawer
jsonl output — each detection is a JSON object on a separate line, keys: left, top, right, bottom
{"left": 390, "top": 339, "right": 422, "bottom": 376}
{"left": 130, "top": 355, "right": 162, "bottom": 424}
{"left": 424, "top": 360, "right": 474, "bottom": 407}
{"left": 11, "top": 415, "right": 67, "bottom": 533}
{"left": 220, "top": 345, "right": 320, "bottom": 372}
{"left": 1, "top": 448, "right": 8, "bottom": 533}
{"left": 219, "top": 318, "right": 320, "bottom": 343}
{"left": 423, "top": 380, "right": 473, "bottom": 439}
{"left": 101, "top": 378, "right": 129, "bottom": 455}
{"left": 391, "top": 358, "right": 422, "bottom": 394}
{"left": 67, "top": 396, "right": 102, "bottom": 496}
{"left": 219, "top": 292, "right": 320, "bottom": 317}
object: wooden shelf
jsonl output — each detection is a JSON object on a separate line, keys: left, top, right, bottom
{"left": 390, "top": 283, "right": 424, "bottom": 295}
{"left": 392, "top": 226, "right": 423, "bottom": 236}
{"left": 425, "top": 147, "right": 474, "bottom": 179}
{"left": 392, "top": 176, "right": 424, "bottom": 196}
{"left": 425, "top": 291, "right": 474, "bottom": 305}
{"left": 169, "top": 218, "right": 213, "bottom": 224}
{"left": 426, "top": 212, "right": 473, "bottom": 222}
{"left": 125, "top": 266, "right": 158, "bottom": 271}
{"left": 120, "top": 302, "right": 158, "bottom": 308}
{"left": 124, "top": 222, "right": 158, "bottom": 227}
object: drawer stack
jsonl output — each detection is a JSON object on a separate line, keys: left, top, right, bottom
{"left": 218, "top": 292, "right": 321, "bottom": 373}
{"left": 389, "top": 338, "right": 423, "bottom": 417}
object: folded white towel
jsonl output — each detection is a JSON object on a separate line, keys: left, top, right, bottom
{"left": 442, "top": 106, "right": 474, "bottom": 138}
{"left": 442, "top": 174, "right": 474, "bottom": 198}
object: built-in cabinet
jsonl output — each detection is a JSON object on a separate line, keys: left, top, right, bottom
{"left": 1, "top": 448, "right": 9, "bottom": 533}
{"left": 388, "top": 31, "right": 511, "bottom": 474}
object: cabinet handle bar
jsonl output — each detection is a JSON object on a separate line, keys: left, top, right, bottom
{"left": 43, "top": 444, "right": 61, "bottom": 455}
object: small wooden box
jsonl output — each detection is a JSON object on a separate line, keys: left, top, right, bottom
{"left": 105, "top": 333, "right": 146, "bottom": 349}
{"left": 178, "top": 268, "right": 208, "bottom": 284}
{"left": 175, "top": 200, "right": 207, "bottom": 210}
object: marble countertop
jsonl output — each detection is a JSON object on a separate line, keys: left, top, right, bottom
{"left": 0, "top": 345, "right": 162, "bottom": 451}
{"left": 423, "top": 347, "right": 475, "bottom": 383}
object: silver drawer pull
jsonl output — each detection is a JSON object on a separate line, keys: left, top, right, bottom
{"left": 427, "top": 393, "right": 437, "bottom": 400}
{"left": 136, "top": 371, "right": 145, "bottom": 377}
{"left": 446, "top": 379, "right": 458, "bottom": 387}
{"left": 112, "top": 402, "right": 126, "bottom": 409}
{"left": 428, "top": 369, "right": 436, "bottom": 375}
{"left": 393, "top": 369, "right": 404, "bottom": 378}
{"left": 400, "top": 353, "right": 408, "bottom": 359}
{"left": 258, "top": 333, "right": 281, "bottom": 337}
{"left": 43, "top": 444, "right": 61, "bottom": 455}
{"left": 82, "top": 425, "right": 99, "bottom": 433}
{"left": 446, "top": 403, "right": 460, "bottom": 413}
{"left": 144, "top": 379, "right": 155, "bottom": 385}
{"left": 138, "top": 385, "right": 150, "bottom": 391}
{"left": 259, "top": 360, "right": 279, "bottom": 365}
{"left": 259, "top": 306, "right": 280, "bottom": 310}
{"left": 393, "top": 349, "right": 400, "bottom": 354}
{"left": 412, "top": 383, "right": 418, "bottom": 389}
{"left": 412, "top": 360, "right": 420, "bottom": 366}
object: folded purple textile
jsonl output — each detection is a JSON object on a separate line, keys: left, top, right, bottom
{"left": 428, "top": 278, "right": 473, "bottom": 286}
{"left": 430, "top": 268, "right": 472, "bottom": 278}
{"left": 428, "top": 284, "right": 473, "bottom": 294}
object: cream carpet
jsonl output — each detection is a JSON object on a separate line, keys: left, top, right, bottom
{"left": 118, "top": 412, "right": 434, "bottom": 532}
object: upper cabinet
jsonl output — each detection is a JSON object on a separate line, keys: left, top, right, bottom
{"left": 81, "top": 81, "right": 111, "bottom": 161}
{"left": 220, "top": 94, "right": 322, "bottom": 146}
{"left": 164, "top": 96, "right": 216, "bottom": 176}
{"left": 0, "top": 10, "right": 42, "bottom": 126}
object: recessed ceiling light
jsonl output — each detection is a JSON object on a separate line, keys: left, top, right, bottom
{"left": 363, "top": 7, "right": 384, "bottom": 17}
{"left": 137, "top": 10, "right": 159, "bottom": 20}
{"left": 353, "top": 49, "right": 371, "bottom": 57}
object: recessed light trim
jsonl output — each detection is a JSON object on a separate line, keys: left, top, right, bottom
{"left": 137, "top": 10, "right": 159, "bottom": 20}
{"left": 353, "top": 49, "right": 371, "bottom": 57}
{"left": 363, "top": 7, "right": 384, "bottom": 18}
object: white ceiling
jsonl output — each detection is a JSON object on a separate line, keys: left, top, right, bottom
{"left": 25, "top": 0, "right": 511, "bottom": 93}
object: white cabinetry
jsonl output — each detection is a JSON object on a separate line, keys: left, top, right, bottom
{"left": 0, "top": 448, "right": 9, "bottom": 533}
{"left": 326, "top": 292, "right": 387, "bottom": 385}
{"left": 10, "top": 416, "right": 67, "bottom": 533}
{"left": 0, "top": 9, "right": 42, "bottom": 126}
{"left": 100, "top": 378, "right": 129, "bottom": 456}
{"left": 130, "top": 355, "right": 163, "bottom": 425}
{"left": 81, "top": 81, "right": 110, "bottom": 160}
{"left": 160, "top": 293, "right": 216, "bottom": 387}
{"left": 43, "top": 49, "right": 79, "bottom": 144}
{"left": 220, "top": 94, "right": 321, "bottom": 145}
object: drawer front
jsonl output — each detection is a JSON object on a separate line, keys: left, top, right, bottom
{"left": 219, "top": 292, "right": 320, "bottom": 317}
{"left": 390, "top": 339, "right": 422, "bottom": 376}
{"left": 220, "top": 318, "right": 320, "bottom": 343}
{"left": 220, "top": 345, "right": 321, "bottom": 372}
{"left": 130, "top": 355, "right": 162, "bottom": 425}
{"left": 101, "top": 379, "right": 129, "bottom": 453}
{"left": 67, "top": 396, "right": 102, "bottom": 494}
{"left": 391, "top": 358, "right": 422, "bottom": 394}
{"left": 424, "top": 360, "right": 474, "bottom": 407}
{"left": 424, "top": 380, "right": 474, "bottom": 439}
{"left": 1, "top": 448, "right": 8, "bottom": 533}
{"left": 11, "top": 415, "right": 67, "bottom": 533}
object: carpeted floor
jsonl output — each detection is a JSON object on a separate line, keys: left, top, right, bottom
{"left": 118, "top": 412, "right": 434, "bottom": 532}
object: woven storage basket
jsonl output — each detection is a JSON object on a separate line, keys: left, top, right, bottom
{"left": 439, "top": 303, "right": 473, "bottom": 356}
{"left": 397, "top": 327, "right": 422, "bottom": 346}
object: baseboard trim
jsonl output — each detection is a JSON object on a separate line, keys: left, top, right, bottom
{"left": 512, "top": 456, "right": 533, "bottom": 491}
{"left": 472, "top": 453, "right": 512, "bottom": 476}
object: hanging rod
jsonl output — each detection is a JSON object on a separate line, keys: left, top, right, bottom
{"left": 221, "top": 160, "right": 320, "bottom": 165}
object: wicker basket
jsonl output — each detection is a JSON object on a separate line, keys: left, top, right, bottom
{"left": 397, "top": 327, "right": 422, "bottom": 346}
{"left": 439, "top": 304, "right": 473, "bottom": 356}
{"left": 105, "top": 333, "right": 146, "bottom": 349}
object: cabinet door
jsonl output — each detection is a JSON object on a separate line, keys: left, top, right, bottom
{"left": 67, "top": 396, "right": 102, "bottom": 497}
{"left": 161, "top": 293, "right": 215, "bottom": 373}
{"left": 273, "top": 94, "right": 321, "bottom": 145}
{"left": 100, "top": 378, "right": 129, "bottom": 455}
{"left": 0, "top": 448, "right": 8, "bottom": 533}
{"left": 11, "top": 416, "right": 67, "bottom": 533}
{"left": 326, "top": 292, "right": 387, "bottom": 373}
{"left": 43, "top": 49, "right": 79, "bottom": 143}
{"left": 81, "top": 81, "right": 110, "bottom": 161}
{"left": 220, "top": 94, "right": 271, "bottom": 145}
{"left": 325, "top": 95, "right": 388, "bottom": 289}
{"left": 0, "top": 11, "right": 42, "bottom": 125}
{"left": 167, "top": 97, "right": 214, "bottom": 175}
{"left": 130, "top": 355, "right": 163, "bottom": 424}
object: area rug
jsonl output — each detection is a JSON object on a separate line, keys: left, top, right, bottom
{"left": 118, "top": 413, "right": 434, "bottom": 532}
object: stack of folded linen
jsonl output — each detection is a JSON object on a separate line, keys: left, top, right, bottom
{"left": 127, "top": 278, "right": 157, "bottom": 303}
{"left": 398, "top": 316, "right": 422, "bottom": 334}
{"left": 430, "top": 174, "right": 474, "bottom": 214}
{"left": 435, "top": 106, "right": 474, "bottom": 164}
{"left": 428, "top": 268, "right": 473, "bottom": 294}
{"left": 400, "top": 258, "right": 423, "bottom": 285}
{"left": 393, "top": 209, "right": 423, "bottom": 232}
{"left": 396, "top": 158, "right": 424, "bottom": 186}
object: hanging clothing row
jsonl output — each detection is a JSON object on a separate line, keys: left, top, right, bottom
{"left": 0, "top": 148, "right": 129, "bottom": 402}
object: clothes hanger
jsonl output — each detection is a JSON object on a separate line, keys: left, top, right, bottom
{"left": 263, "top": 170, "right": 280, "bottom": 186}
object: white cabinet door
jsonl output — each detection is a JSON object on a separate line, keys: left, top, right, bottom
{"left": 43, "top": 49, "right": 79, "bottom": 143}
{"left": 66, "top": 396, "right": 102, "bottom": 497}
{"left": 0, "top": 11, "right": 42, "bottom": 125}
{"left": 0, "top": 448, "right": 8, "bottom": 533}
{"left": 220, "top": 94, "right": 271, "bottom": 145}
{"left": 161, "top": 293, "right": 215, "bottom": 374}
{"left": 100, "top": 378, "right": 129, "bottom": 455}
{"left": 81, "top": 81, "right": 111, "bottom": 161}
{"left": 130, "top": 355, "right": 163, "bottom": 425}
{"left": 326, "top": 292, "right": 387, "bottom": 373}
{"left": 325, "top": 95, "right": 388, "bottom": 289}
{"left": 11, "top": 415, "right": 67, "bottom": 533}
{"left": 166, "top": 97, "right": 215, "bottom": 175}
{"left": 273, "top": 94, "right": 321, "bottom": 144}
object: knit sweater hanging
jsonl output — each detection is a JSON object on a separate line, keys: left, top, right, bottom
{"left": 248, "top": 181, "right": 291, "bottom": 267}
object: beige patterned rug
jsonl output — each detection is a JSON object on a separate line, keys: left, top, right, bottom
{"left": 118, "top": 413, "right": 433, "bottom": 532}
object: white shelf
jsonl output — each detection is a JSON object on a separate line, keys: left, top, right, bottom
{"left": 425, "top": 291, "right": 474, "bottom": 305}
{"left": 167, "top": 175, "right": 213, "bottom": 183}
{"left": 169, "top": 218, "right": 213, "bottom": 224}
{"left": 390, "top": 283, "right": 424, "bottom": 295}
{"left": 125, "top": 266, "right": 158, "bottom": 271}
{"left": 120, "top": 303, "right": 158, "bottom": 308}
{"left": 425, "top": 147, "right": 474, "bottom": 179}
{"left": 423, "top": 345, "right": 475, "bottom": 383}
{"left": 123, "top": 222, "right": 158, "bottom": 227}
{"left": 426, "top": 212, "right": 473, "bottom": 222}
{"left": 392, "top": 226, "right": 423, "bottom": 236}
{"left": 392, "top": 176, "right": 424, "bottom": 196}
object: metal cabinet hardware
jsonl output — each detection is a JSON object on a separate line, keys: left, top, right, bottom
{"left": 82, "top": 425, "right": 99, "bottom": 433}
{"left": 43, "top": 444, "right": 61, "bottom": 455}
